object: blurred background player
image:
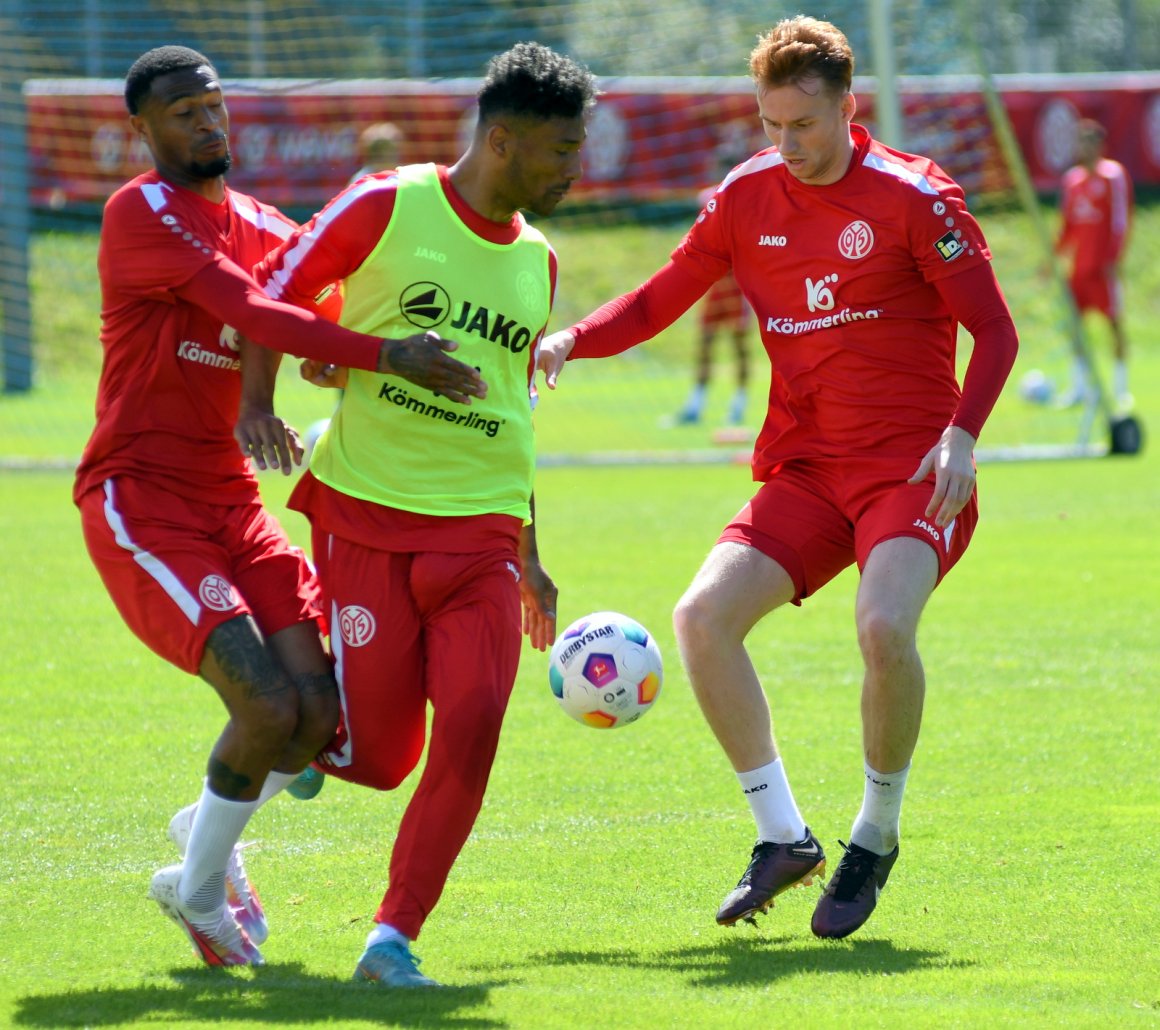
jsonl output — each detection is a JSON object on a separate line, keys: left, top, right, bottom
{"left": 1054, "top": 118, "right": 1134, "bottom": 409}
{"left": 538, "top": 16, "right": 1018, "bottom": 942}
{"left": 247, "top": 41, "right": 595, "bottom": 988}
{"left": 299, "top": 121, "right": 412, "bottom": 462}
{"left": 676, "top": 147, "right": 753, "bottom": 427}
{"left": 350, "top": 120, "right": 405, "bottom": 184}
{"left": 74, "top": 45, "right": 482, "bottom": 969}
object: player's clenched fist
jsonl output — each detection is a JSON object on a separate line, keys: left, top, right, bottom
{"left": 377, "top": 331, "right": 488, "bottom": 404}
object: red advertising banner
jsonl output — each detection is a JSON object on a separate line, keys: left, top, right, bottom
{"left": 23, "top": 73, "right": 1160, "bottom": 216}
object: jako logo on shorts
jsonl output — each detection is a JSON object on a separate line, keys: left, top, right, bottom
{"left": 339, "top": 605, "right": 376, "bottom": 646}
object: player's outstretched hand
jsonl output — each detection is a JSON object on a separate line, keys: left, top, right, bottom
{"left": 536, "top": 330, "right": 576, "bottom": 390}
{"left": 379, "top": 331, "right": 487, "bottom": 404}
{"left": 909, "top": 424, "right": 977, "bottom": 527}
{"left": 300, "top": 359, "right": 348, "bottom": 389}
{"left": 520, "top": 558, "right": 559, "bottom": 653}
{"left": 235, "top": 405, "right": 304, "bottom": 476}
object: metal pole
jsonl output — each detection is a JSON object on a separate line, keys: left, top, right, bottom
{"left": 0, "top": 0, "right": 33, "bottom": 393}
{"left": 868, "top": 0, "right": 903, "bottom": 148}
{"left": 405, "top": 0, "right": 426, "bottom": 78}
{"left": 1121, "top": 0, "right": 1137, "bottom": 69}
{"left": 83, "top": 0, "right": 103, "bottom": 77}
{"left": 248, "top": 0, "right": 267, "bottom": 77}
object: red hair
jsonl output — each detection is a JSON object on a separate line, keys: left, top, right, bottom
{"left": 749, "top": 16, "right": 854, "bottom": 96}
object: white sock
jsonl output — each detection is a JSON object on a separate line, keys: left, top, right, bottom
{"left": 258, "top": 769, "right": 299, "bottom": 805}
{"left": 1113, "top": 360, "right": 1129, "bottom": 398}
{"left": 366, "top": 922, "right": 408, "bottom": 948}
{"left": 849, "top": 760, "right": 910, "bottom": 856}
{"left": 178, "top": 781, "right": 258, "bottom": 912}
{"left": 737, "top": 758, "right": 807, "bottom": 844}
{"left": 174, "top": 770, "right": 294, "bottom": 857}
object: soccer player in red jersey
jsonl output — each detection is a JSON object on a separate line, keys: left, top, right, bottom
{"left": 676, "top": 159, "right": 754, "bottom": 427}
{"left": 73, "top": 46, "right": 484, "bottom": 967}
{"left": 245, "top": 43, "right": 594, "bottom": 986}
{"left": 538, "top": 17, "right": 1019, "bottom": 940}
{"left": 1055, "top": 118, "right": 1134, "bottom": 409}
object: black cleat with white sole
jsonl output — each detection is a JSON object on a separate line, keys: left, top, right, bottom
{"left": 716, "top": 830, "right": 826, "bottom": 926}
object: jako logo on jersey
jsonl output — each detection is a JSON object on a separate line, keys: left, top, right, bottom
{"left": 838, "top": 220, "right": 875, "bottom": 259}
{"left": 935, "top": 231, "right": 966, "bottom": 262}
{"left": 198, "top": 575, "right": 238, "bottom": 612}
{"left": 758, "top": 234, "right": 788, "bottom": 246}
{"left": 412, "top": 245, "right": 447, "bottom": 263}
{"left": 400, "top": 282, "right": 451, "bottom": 329}
{"left": 448, "top": 301, "right": 535, "bottom": 353}
{"left": 178, "top": 340, "right": 241, "bottom": 372}
{"left": 805, "top": 274, "right": 838, "bottom": 312}
{"left": 339, "top": 605, "right": 376, "bottom": 647}
{"left": 399, "top": 281, "right": 537, "bottom": 353}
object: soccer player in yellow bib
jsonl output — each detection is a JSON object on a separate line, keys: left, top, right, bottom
{"left": 244, "top": 43, "right": 595, "bottom": 987}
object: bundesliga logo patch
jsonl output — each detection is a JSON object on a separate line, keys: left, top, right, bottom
{"left": 934, "top": 231, "right": 965, "bottom": 262}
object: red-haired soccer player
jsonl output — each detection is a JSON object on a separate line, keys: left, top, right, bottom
{"left": 539, "top": 16, "right": 1018, "bottom": 940}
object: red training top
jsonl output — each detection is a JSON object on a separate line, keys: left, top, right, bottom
{"left": 570, "top": 125, "right": 1018, "bottom": 477}
{"left": 74, "top": 171, "right": 385, "bottom": 507}
{"left": 1057, "top": 157, "right": 1133, "bottom": 274}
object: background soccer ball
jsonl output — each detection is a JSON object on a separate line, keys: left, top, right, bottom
{"left": 548, "top": 611, "right": 663, "bottom": 729}
{"left": 304, "top": 418, "right": 331, "bottom": 458}
{"left": 1018, "top": 368, "right": 1056, "bottom": 405}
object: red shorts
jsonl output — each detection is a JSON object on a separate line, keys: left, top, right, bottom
{"left": 700, "top": 275, "right": 751, "bottom": 332}
{"left": 78, "top": 477, "right": 322, "bottom": 674}
{"left": 718, "top": 456, "right": 978, "bottom": 603}
{"left": 310, "top": 529, "right": 523, "bottom": 791}
{"left": 1069, "top": 267, "right": 1121, "bottom": 319}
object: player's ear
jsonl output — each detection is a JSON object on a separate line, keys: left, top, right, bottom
{"left": 486, "top": 121, "right": 514, "bottom": 161}
{"left": 129, "top": 113, "right": 148, "bottom": 143}
{"left": 841, "top": 91, "right": 856, "bottom": 124}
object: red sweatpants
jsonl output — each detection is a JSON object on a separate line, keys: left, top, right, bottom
{"left": 312, "top": 529, "right": 523, "bottom": 940}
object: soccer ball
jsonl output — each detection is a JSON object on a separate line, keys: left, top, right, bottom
{"left": 1018, "top": 369, "right": 1055, "bottom": 405}
{"left": 548, "top": 611, "right": 663, "bottom": 729}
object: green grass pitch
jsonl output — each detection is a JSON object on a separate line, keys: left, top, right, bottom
{"left": 0, "top": 204, "right": 1158, "bottom": 1027}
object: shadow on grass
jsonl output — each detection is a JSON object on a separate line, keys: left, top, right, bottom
{"left": 528, "top": 934, "right": 974, "bottom": 988}
{"left": 12, "top": 962, "right": 510, "bottom": 1029}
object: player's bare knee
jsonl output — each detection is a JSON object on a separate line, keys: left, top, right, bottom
{"left": 856, "top": 608, "right": 915, "bottom": 668}
{"left": 673, "top": 588, "right": 720, "bottom": 655}
{"left": 234, "top": 691, "right": 299, "bottom": 752}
